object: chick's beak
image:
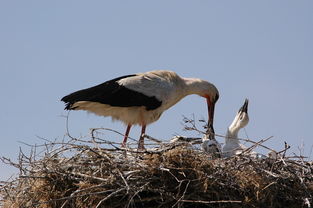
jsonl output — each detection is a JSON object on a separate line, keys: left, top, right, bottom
{"left": 239, "top": 98, "right": 249, "bottom": 113}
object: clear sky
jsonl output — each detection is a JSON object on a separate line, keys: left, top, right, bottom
{"left": 1, "top": 1, "right": 312, "bottom": 180}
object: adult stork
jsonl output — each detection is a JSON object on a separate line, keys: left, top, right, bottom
{"left": 61, "top": 70, "right": 219, "bottom": 150}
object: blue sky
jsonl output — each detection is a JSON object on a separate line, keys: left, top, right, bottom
{"left": 1, "top": 1, "right": 312, "bottom": 180}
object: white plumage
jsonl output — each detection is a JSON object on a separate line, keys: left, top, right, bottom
{"left": 62, "top": 70, "right": 219, "bottom": 150}
{"left": 222, "top": 99, "right": 250, "bottom": 157}
{"left": 202, "top": 134, "right": 222, "bottom": 158}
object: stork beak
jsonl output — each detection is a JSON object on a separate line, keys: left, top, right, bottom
{"left": 239, "top": 98, "right": 249, "bottom": 113}
{"left": 206, "top": 97, "right": 218, "bottom": 140}
{"left": 207, "top": 98, "right": 215, "bottom": 127}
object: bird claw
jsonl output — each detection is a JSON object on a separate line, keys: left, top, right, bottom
{"left": 206, "top": 122, "right": 216, "bottom": 140}
{"left": 137, "top": 145, "right": 146, "bottom": 152}
{"left": 137, "top": 138, "right": 146, "bottom": 151}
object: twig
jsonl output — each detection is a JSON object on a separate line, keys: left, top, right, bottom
{"left": 127, "top": 182, "right": 150, "bottom": 208}
{"left": 180, "top": 199, "right": 242, "bottom": 204}
{"left": 173, "top": 180, "right": 190, "bottom": 208}
{"left": 95, "top": 188, "right": 126, "bottom": 208}
{"left": 35, "top": 189, "right": 118, "bottom": 206}
{"left": 65, "top": 111, "right": 77, "bottom": 140}
{"left": 90, "top": 127, "right": 137, "bottom": 142}
{"left": 63, "top": 171, "right": 109, "bottom": 182}
{"left": 144, "top": 134, "right": 163, "bottom": 144}
{"left": 240, "top": 136, "right": 274, "bottom": 154}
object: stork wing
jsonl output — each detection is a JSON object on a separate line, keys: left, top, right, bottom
{"left": 61, "top": 74, "right": 162, "bottom": 111}
{"left": 117, "top": 71, "right": 176, "bottom": 102}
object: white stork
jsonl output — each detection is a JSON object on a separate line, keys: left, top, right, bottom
{"left": 61, "top": 70, "right": 219, "bottom": 150}
{"left": 202, "top": 123, "right": 222, "bottom": 158}
{"left": 222, "top": 99, "right": 250, "bottom": 157}
{"left": 202, "top": 137, "right": 222, "bottom": 158}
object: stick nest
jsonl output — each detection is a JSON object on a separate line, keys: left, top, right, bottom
{"left": 1, "top": 129, "right": 312, "bottom": 208}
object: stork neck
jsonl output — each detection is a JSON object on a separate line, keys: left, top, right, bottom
{"left": 183, "top": 78, "right": 207, "bottom": 96}
{"left": 225, "top": 127, "right": 240, "bottom": 144}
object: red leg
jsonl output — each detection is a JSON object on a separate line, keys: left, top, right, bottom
{"left": 121, "top": 124, "right": 132, "bottom": 148}
{"left": 138, "top": 125, "right": 146, "bottom": 150}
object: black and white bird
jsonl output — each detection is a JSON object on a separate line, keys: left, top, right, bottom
{"left": 61, "top": 70, "right": 219, "bottom": 150}
{"left": 222, "top": 99, "right": 250, "bottom": 157}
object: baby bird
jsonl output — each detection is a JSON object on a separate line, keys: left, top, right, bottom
{"left": 202, "top": 123, "right": 222, "bottom": 158}
{"left": 222, "top": 99, "right": 249, "bottom": 157}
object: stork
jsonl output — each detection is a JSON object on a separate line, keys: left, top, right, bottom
{"left": 202, "top": 124, "right": 222, "bottom": 158}
{"left": 61, "top": 70, "right": 219, "bottom": 150}
{"left": 222, "top": 99, "right": 249, "bottom": 157}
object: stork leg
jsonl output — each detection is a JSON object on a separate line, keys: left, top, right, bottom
{"left": 138, "top": 125, "right": 146, "bottom": 150}
{"left": 121, "top": 124, "right": 132, "bottom": 148}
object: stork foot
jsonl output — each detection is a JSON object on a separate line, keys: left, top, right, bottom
{"left": 121, "top": 142, "right": 126, "bottom": 149}
{"left": 137, "top": 142, "right": 146, "bottom": 151}
{"left": 137, "top": 126, "right": 146, "bottom": 151}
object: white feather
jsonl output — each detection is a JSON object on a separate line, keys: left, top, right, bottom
{"left": 202, "top": 134, "right": 221, "bottom": 155}
{"left": 72, "top": 101, "right": 163, "bottom": 125}
{"left": 222, "top": 101, "right": 250, "bottom": 157}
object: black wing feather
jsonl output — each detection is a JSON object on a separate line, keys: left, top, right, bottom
{"left": 61, "top": 74, "right": 162, "bottom": 111}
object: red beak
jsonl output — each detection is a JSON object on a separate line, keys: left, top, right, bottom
{"left": 207, "top": 98, "right": 215, "bottom": 127}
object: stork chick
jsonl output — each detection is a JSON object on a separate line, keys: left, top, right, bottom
{"left": 202, "top": 123, "right": 222, "bottom": 158}
{"left": 222, "top": 99, "right": 249, "bottom": 157}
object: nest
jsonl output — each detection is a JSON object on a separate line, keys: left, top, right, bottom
{"left": 1, "top": 128, "right": 312, "bottom": 208}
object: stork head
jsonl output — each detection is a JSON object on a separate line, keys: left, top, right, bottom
{"left": 229, "top": 99, "right": 249, "bottom": 132}
{"left": 183, "top": 78, "right": 219, "bottom": 128}
{"left": 203, "top": 84, "right": 219, "bottom": 129}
